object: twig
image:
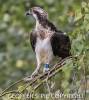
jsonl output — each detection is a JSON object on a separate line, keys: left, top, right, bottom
{"left": 1, "top": 79, "right": 23, "bottom": 95}
{"left": 46, "top": 71, "right": 51, "bottom": 94}
{"left": 0, "top": 90, "right": 17, "bottom": 98}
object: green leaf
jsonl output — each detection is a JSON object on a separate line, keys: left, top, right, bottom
{"left": 73, "top": 5, "right": 79, "bottom": 11}
{"left": 74, "top": 17, "right": 78, "bottom": 22}
{"left": 80, "top": 25, "right": 85, "bottom": 30}
{"left": 18, "top": 86, "right": 25, "bottom": 93}
{"left": 69, "top": 63, "right": 73, "bottom": 68}
{"left": 82, "top": 2, "right": 87, "bottom": 8}
{"left": 59, "top": 14, "right": 67, "bottom": 21}
{"left": 85, "top": 14, "right": 89, "bottom": 19}
{"left": 56, "top": 67, "right": 62, "bottom": 72}
{"left": 75, "top": 9, "right": 82, "bottom": 21}
{"left": 76, "top": 8, "right": 81, "bottom": 13}
{"left": 66, "top": 59, "right": 72, "bottom": 65}
{"left": 72, "top": 39, "right": 80, "bottom": 49}
{"left": 37, "top": 78, "right": 41, "bottom": 83}
{"left": 62, "top": 66, "right": 67, "bottom": 71}
{"left": 78, "top": 66, "right": 82, "bottom": 70}
{"left": 77, "top": 44, "right": 84, "bottom": 51}
{"left": 68, "top": 16, "right": 73, "bottom": 23}
{"left": 72, "top": 28, "right": 79, "bottom": 34}
{"left": 31, "top": 89, "right": 34, "bottom": 93}
{"left": 76, "top": 51, "right": 81, "bottom": 56}
{"left": 26, "top": 86, "right": 31, "bottom": 91}
{"left": 84, "top": 7, "right": 89, "bottom": 12}
{"left": 85, "top": 24, "right": 89, "bottom": 31}
{"left": 6, "top": 93, "right": 11, "bottom": 99}
{"left": 84, "top": 19, "right": 88, "bottom": 25}
{"left": 77, "top": 34, "right": 82, "bottom": 41}
{"left": 77, "top": 12, "right": 82, "bottom": 20}
{"left": 85, "top": 31, "right": 89, "bottom": 41}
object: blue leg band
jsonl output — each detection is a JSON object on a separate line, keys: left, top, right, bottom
{"left": 44, "top": 64, "right": 49, "bottom": 68}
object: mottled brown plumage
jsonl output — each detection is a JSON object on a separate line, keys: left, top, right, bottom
{"left": 26, "top": 7, "right": 71, "bottom": 76}
{"left": 30, "top": 29, "right": 71, "bottom": 59}
{"left": 50, "top": 32, "right": 71, "bottom": 59}
{"left": 30, "top": 30, "right": 37, "bottom": 51}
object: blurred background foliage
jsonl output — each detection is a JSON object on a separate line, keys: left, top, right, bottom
{"left": 0, "top": 0, "right": 89, "bottom": 99}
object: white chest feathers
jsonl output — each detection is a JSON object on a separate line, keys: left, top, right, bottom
{"left": 35, "top": 37, "right": 54, "bottom": 64}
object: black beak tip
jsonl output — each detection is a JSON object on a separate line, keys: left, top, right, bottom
{"left": 26, "top": 12, "right": 29, "bottom": 16}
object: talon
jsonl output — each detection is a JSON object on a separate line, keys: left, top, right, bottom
{"left": 31, "top": 70, "right": 39, "bottom": 77}
{"left": 23, "top": 71, "right": 39, "bottom": 81}
{"left": 23, "top": 77, "right": 33, "bottom": 81}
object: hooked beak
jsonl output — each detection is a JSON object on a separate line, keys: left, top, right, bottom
{"left": 26, "top": 11, "right": 32, "bottom": 16}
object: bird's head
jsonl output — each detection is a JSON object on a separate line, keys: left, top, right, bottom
{"left": 26, "top": 7, "right": 48, "bottom": 20}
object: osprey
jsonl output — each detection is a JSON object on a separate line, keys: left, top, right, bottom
{"left": 26, "top": 7, "right": 71, "bottom": 76}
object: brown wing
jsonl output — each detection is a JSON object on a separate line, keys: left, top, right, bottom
{"left": 50, "top": 32, "right": 71, "bottom": 59}
{"left": 30, "top": 29, "right": 37, "bottom": 52}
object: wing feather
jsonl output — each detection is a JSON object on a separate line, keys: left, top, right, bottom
{"left": 50, "top": 32, "right": 71, "bottom": 59}
{"left": 30, "top": 30, "right": 37, "bottom": 52}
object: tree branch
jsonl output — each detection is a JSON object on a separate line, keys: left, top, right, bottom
{"left": 0, "top": 56, "right": 76, "bottom": 98}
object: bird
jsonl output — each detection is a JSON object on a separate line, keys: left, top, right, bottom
{"left": 26, "top": 7, "right": 71, "bottom": 77}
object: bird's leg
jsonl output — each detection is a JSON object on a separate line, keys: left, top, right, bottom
{"left": 24, "top": 64, "right": 41, "bottom": 81}
{"left": 31, "top": 65, "right": 41, "bottom": 76}
{"left": 31, "top": 54, "right": 41, "bottom": 77}
{"left": 43, "top": 64, "right": 49, "bottom": 73}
